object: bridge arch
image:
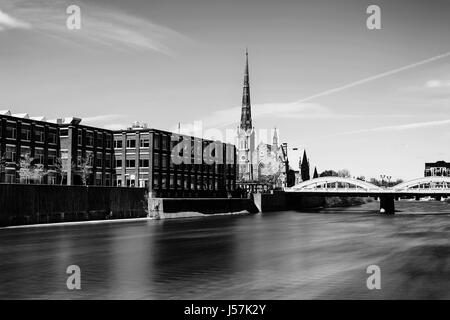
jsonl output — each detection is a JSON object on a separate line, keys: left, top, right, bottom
{"left": 392, "top": 176, "right": 450, "bottom": 191}
{"left": 287, "top": 176, "right": 382, "bottom": 192}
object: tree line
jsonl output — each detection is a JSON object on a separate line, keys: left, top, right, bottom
{"left": 0, "top": 152, "right": 94, "bottom": 185}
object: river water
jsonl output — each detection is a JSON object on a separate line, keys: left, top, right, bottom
{"left": 0, "top": 201, "right": 449, "bottom": 299}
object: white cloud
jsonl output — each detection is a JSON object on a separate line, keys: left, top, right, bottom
{"left": 290, "top": 51, "right": 450, "bottom": 104}
{"left": 192, "top": 100, "right": 370, "bottom": 131}
{"left": 195, "top": 101, "right": 339, "bottom": 129}
{"left": 82, "top": 114, "right": 127, "bottom": 123}
{"left": 337, "top": 119, "right": 450, "bottom": 136}
{"left": 1, "top": 0, "right": 191, "bottom": 54}
{"left": 81, "top": 114, "right": 131, "bottom": 130}
{"left": 425, "top": 80, "right": 450, "bottom": 88}
{"left": 103, "top": 123, "right": 128, "bottom": 131}
{"left": 0, "top": 10, "right": 31, "bottom": 30}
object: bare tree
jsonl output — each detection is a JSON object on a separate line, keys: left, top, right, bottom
{"left": 320, "top": 170, "right": 338, "bottom": 177}
{"left": 32, "top": 163, "right": 47, "bottom": 184}
{"left": 18, "top": 154, "right": 34, "bottom": 184}
{"left": 18, "top": 154, "right": 47, "bottom": 184}
{"left": 79, "top": 153, "right": 93, "bottom": 186}
{"left": 0, "top": 153, "right": 6, "bottom": 182}
{"left": 55, "top": 157, "right": 74, "bottom": 185}
{"left": 338, "top": 169, "right": 351, "bottom": 178}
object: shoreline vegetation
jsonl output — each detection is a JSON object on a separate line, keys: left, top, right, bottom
{"left": 323, "top": 197, "right": 373, "bottom": 208}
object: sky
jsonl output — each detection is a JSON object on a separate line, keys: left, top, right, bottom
{"left": 0, "top": 0, "right": 449, "bottom": 180}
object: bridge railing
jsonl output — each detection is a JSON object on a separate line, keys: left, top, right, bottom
{"left": 285, "top": 187, "right": 450, "bottom": 194}
{"left": 286, "top": 177, "right": 450, "bottom": 194}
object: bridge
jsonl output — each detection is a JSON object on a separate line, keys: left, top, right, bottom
{"left": 284, "top": 176, "right": 450, "bottom": 214}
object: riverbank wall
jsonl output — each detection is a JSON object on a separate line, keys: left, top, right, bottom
{"left": 0, "top": 184, "right": 259, "bottom": 227}
{"left": 253, "top": 191, "right": 326, "bottom": 212}
{"left": 253, "top": 192, "right": 371, "bottom": 212}
{"left": 0, "top": 184, "right": 366, "bottom": 227}
{"left": 0, "top": 184, "right": 148, "bottom": 227}
{"left": 147, "top": 197, "right": 259, "bottom": 219}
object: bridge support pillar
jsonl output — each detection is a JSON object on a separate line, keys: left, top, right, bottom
{"left": 380, "top": 195, "right": 395, "bottom": 214}
{"left": 415, "top": 195, "right": 420, "bottom": 201}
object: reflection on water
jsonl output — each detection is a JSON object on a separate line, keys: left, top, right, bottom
{"left": 0, "top": 201, "right": 449, "bottom": 299}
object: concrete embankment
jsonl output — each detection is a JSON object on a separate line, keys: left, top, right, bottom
{"left": 0, "top": 184, "right": 259, "bottom": 227}
{"left": 253, "top": 192, "right": 370, "bottom": 212}
{"left": 0, "top": 184, "right": 368, "bottom": 227}
{"left": 253, "top": 191, "right": 325, "bottom": 212}
{"left": 147, "top": 197, "right": 259, "bottom": 219}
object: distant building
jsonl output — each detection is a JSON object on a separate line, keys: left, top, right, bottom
{"left": 1, "top": 111, "right": 237, "bottom": 196}
{"left": 0, "top": 110, "right": 60, "bottom": 184}
{"left": 57, "top": 117, "right": 114, "bottom": 186}
{"left": 255, "top": 130, "right": 293, "bottom": 188}
{"left": 113, "top": 122, "right": 237, "bottom": 197}
{"left": 424, "top": 161, "right": 450, "bottom": 177}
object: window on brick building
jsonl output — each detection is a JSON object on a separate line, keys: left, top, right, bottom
{"left": 86, "top": 132, "right": 94, "bottom": 146}
{"left": 21, "top": 127, "right": 31, "bottom": 141}
{"left": 126, "top": 159, "right": 135, "bottom": 168}
{"left": 139, "top": 159, "right": 149, "bottom": 167}
{"left": 6, "top": 126, "right": 16, "bottom": 139}
{"left": 5, "top": 146, "right": 17, "bottom": 162}
{"left": 140, "top": 138, "right": 149, "bottom": 148}
{"left": 34, "top": 149, "right": 44, "bottom": 164}
{"left": 114, "top": 140, "right": 122, "bottom": 149}
{"left": 35, "top": 127, "right": 44, "bottom": 142}
{"left": 96, "top": 153, "right": 103, "bottom": 167}
{"left": 48, "top": 149, "right": 57, "bottom": 166}
{"left": 48, "top": 131, "right": 57, "bottom": 144}
{"left": 96, "top": 133, "right": 103, "bottom": 147}
{"left": 77, "top": 130, "right": 83, "bottom": 145}
{"left": 105, "top": 154, "right": 111, "bottom": 168}
{"left": 126, "top": 138, "right": 136, "bottom": 148}
{"left": 105, "top": 135, "right": 112, "bottom": 148}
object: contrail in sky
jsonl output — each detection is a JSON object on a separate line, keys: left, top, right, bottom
{"left": 294, "top": 51, "right": 450, "bottom": 104}
{"left": 304, "top": 118, "right": 450, "bottom": 143}
{"left": 211, "top": 51, "right": 450, "bottom": 129}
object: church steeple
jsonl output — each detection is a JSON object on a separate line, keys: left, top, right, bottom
{"left": 240, "top": 49, "right": 252, "bottom": 131}
{"left": 301, "top": 150, "right": 310, "bottom": 181}
{"left": 272, "top": 127, "right": 278, "bottom": 150}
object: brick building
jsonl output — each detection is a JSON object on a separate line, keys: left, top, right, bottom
{"left": 0, "top": 111, "right": 238, "bottom": 197}
{"left": 113, "top": 122, "right": 237, "bottom": 197}
{"left": 0, "top": 110, "right": 59, "bottom": 184}
{"left": 424, "top": 161, "right": 450, "bottom": 177}
{"left": 57, "top": 117, "right": 115, "bottom": 186}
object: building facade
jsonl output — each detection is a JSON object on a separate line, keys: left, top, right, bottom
{"left": 424, "top": 161, "right": 450, "bottom": 177}
{"left": 58, "top": 118, "right": 115, "bottom": 186}
{"left": 1, "top": 112, "right": 238, "bottom": 196}
{"left": 255, "top": 131, "right": 293, "bottom": 188}
{"left": 0, "top": 110, "right": 60, "bottom": 184}
{"left": 113, "top": 122, "right": 237, "bottom": 197}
